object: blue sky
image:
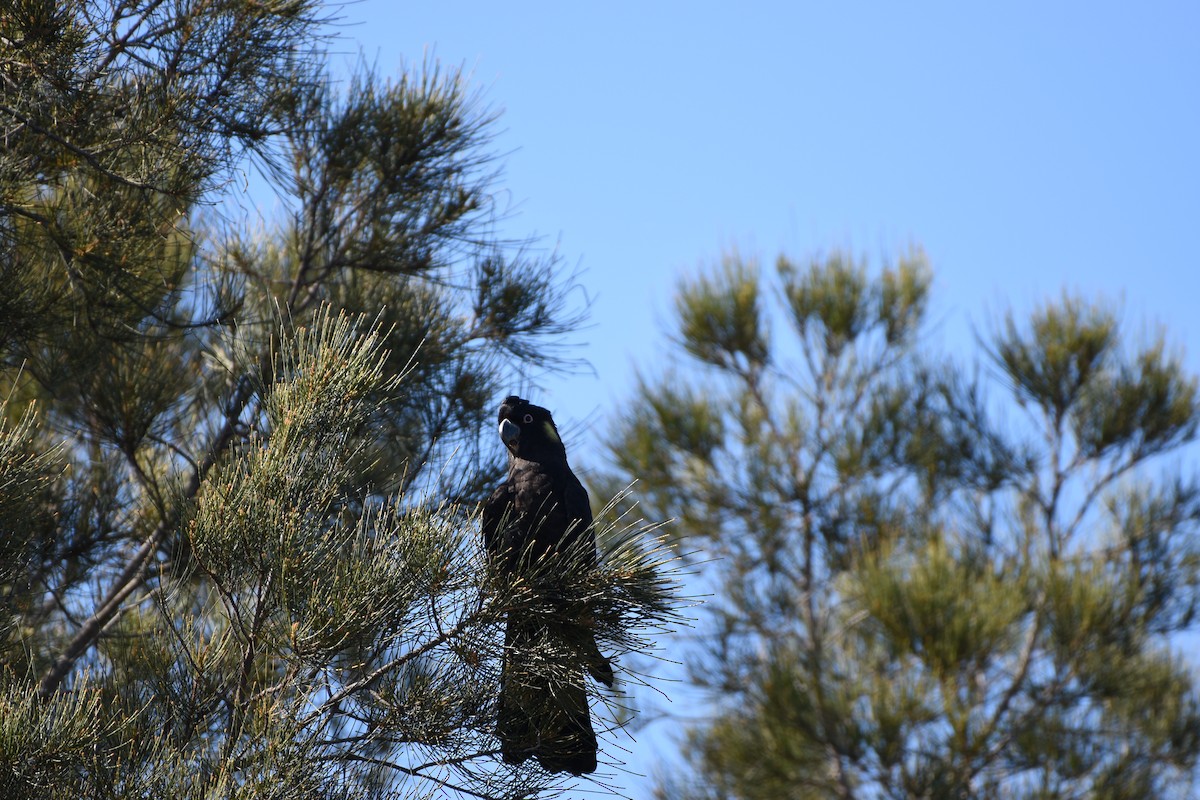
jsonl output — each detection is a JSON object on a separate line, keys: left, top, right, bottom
{"left": 322, "top": 1, "right": 1199, "bottom": 792}
{"left": 328, "top": 2, "right": 1200, "bottom": 444}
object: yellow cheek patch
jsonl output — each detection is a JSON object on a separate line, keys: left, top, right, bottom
{"left": 543, "top": 421, "right": 561, "bottom": 443}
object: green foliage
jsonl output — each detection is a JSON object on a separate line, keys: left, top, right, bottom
{"left": 0, "top": 3, "right": 681, "bottom": 798}
{"left": 780, "top": 248, "right": 930, "bottom": 354}
{"left": 0, "top": 679, "right": 129, "bottom": 800}
{"left": 855, "top": 533, "right": 1028, "bottom": 683}
{"left": 676, "top": 256, "right": 769, "bottom": 371}
{"left": 1073, "top": 341, "right": 1199, "bottom": 459}
{"left": 0, "top": 400, "right": 60, "bottom": 571}
{"left": 605, "top": 249, "right": 1200, "bottom": 799}
{"left": 996, "top": 297, "right": 1116, "bottom": 418}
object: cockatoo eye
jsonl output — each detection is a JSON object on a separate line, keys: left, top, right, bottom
{"left": 523, "top": 414, "right": 534, "bottom": 424}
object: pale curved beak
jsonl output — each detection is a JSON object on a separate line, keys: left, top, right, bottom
{"left": 499, "top": 418, "right": 521, "bottom": 447}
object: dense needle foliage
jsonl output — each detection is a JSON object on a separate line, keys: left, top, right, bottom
{"left": 0, "top": 3, "right": 681, "bottom": 797}
{"left": 602, "top": 250, "right": 1200, "bottom": 799}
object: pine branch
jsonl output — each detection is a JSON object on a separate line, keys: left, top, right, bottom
{"left": 37, "top": 374, "right": 257, "bottom": 696}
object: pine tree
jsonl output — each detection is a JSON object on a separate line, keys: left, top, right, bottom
{"left": 0, "top": 3, "right": 680, "bottom": 797}
{"left": 601, "top": 249, "right": 1200, "bottom": 799}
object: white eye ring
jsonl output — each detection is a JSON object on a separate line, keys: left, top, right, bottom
{"left": 523, "top": 414, "right": 533, "bottom": 423}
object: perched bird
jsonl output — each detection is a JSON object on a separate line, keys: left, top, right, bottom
{"left": 482, "top": 395, "right": 614, "bottom": 775}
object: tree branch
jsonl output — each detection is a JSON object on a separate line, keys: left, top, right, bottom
{"left": 37, "top": 378, "right": 257, "bottom": 696}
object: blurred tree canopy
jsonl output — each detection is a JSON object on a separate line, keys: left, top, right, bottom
{"left": 0, "top": 2, "right": 680, "bottom": 797}
{"left": 601, "top": 249, "right": 1200, "bottom": 799}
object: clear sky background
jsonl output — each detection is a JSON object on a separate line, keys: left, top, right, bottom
{"left": 325, "top": 1, "right": 1200, "bottom": 436}
{"left": 319, "top": 2, "right": 1199, "bottom": 794}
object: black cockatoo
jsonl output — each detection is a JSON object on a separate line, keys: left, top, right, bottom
{"left": 481, "top": 395, "right": 614, "bottom": 775}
